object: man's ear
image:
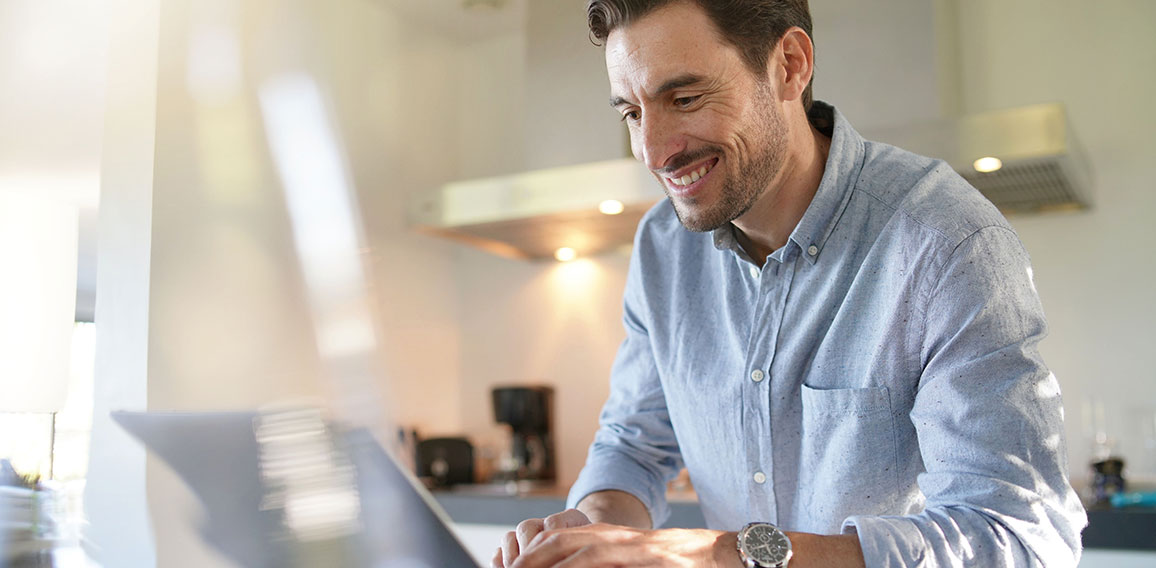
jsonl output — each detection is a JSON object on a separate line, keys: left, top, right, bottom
{"left": 771, "top": 27, "right": 814, "bottom": 103}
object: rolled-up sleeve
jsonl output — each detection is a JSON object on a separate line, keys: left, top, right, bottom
{"left": 566, "top": 242, "right": 683, "bottom": 528}
{"left": 844, "top": 226, "right": 1087, "bottom": 567}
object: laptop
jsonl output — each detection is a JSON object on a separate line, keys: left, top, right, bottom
{"left": 112, "top": 411, "right": 481, "bottom": 567}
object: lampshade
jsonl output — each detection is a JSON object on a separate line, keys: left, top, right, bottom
{"left": 0, "top": 191, "right": 77, "bottom": 413}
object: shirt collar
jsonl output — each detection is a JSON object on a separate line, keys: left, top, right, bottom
{"left": 711, "top": 101, "right": 865, "bottom": 265}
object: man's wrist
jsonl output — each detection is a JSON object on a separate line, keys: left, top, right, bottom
{"left": 777, "top": 532, "right": 866, "bottom": 568}
{"left": 711, "top": 530, "right": 744, "bottom": 567}
{"left": 575, "top": 489, "right": 652, "bottom": 529}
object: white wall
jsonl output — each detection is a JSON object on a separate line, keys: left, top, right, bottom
{"left": 810, "top": 0, "right": 953, "bottom": 129}
{"left": 456, "top": 250, "right": 631, "bottom": 487}
{"left": 457, "top": 32, "right": 527, "bottom": 180}
{"left": 86, "top": 0, "right": 157, "bottom": 565}
{"left": 523, "top": 0, "right": 627, "bottom": 170}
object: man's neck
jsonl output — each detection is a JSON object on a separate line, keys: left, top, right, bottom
{"left": 732, "top": 119, "right": 831, "bottom": 266}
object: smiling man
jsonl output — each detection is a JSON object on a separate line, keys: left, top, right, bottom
{"left": 495, "top": 1, "right": 1086, "bottom": 567}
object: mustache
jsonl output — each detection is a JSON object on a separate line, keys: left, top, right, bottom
{"left": 654, "top": 146, "right": 722, "bottom": 176}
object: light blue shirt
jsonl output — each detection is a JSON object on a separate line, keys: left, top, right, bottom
{"left": 567, "top": 102, "right": 1087, "bottom": 566}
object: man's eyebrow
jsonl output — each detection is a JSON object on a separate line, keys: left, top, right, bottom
{"left": 609, "top": 74, "right": 707, "bottom": 108}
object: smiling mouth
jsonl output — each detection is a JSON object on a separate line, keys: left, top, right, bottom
{"left": 665, "top": 158, "right": 717, "bottom": 187}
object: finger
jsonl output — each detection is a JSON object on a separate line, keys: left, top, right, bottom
{"left": 514, "top": 529, "right": 557, "bottom": 568}
{"left": 502, "top": 530, "right": 519, "bottom": 567}
{"left": 491, "top": 546, "right": 504, "bottom": 568}
{"left": 516, "top": 529, "right": 595, "bottom": 568}
{"left": 543, "top": 509, "right": 591, "bottom": 531}
{"left": 516, "top": 518, "right": 545, "bottom": 552}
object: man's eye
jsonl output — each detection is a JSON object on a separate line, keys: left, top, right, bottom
{"left": 673, "top": 95, "right": 700, "bottom": 108}
{"left": 621, "top": 110, "right": 640, "bottom": 122}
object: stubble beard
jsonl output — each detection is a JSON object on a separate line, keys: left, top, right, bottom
{"left": 668, "top": 89, "right": 788, "bottom": 233}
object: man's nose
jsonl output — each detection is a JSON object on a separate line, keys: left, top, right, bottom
{"left": 633, "top": 113, "right": 685, "bottom": 172}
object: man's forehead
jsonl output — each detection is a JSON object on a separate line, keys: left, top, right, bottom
{"left": 605, "top": 17, "right": 734, "bottom": 104}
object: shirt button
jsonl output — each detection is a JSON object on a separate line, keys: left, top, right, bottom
{"left": 748, "top": 265, "right": 759, "bottom": 279}
{"left": 753, "top": 471, "right": 767, "bottom": 484}
{"left": 807, "top": 245, "right": 819, "bottom": 256}
{"left": 750, "top": 369, "right": 765, "bottom": 383}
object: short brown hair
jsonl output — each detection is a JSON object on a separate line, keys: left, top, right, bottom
{"left": 587, "top": 0, "right": 814, "bottom": 111}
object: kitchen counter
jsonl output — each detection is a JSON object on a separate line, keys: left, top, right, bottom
{"left": 433, "top": 487, "right": 1156, "bottom": 551}
{"left": 433, "top": 484, "right": 706, "bottom": 529}
{"left": 1083, "top": 506, "right": 1156, "bottom": 551}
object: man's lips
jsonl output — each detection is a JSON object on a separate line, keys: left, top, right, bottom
{"left": 661, "top": 157, "right": 718, "bottom": 196}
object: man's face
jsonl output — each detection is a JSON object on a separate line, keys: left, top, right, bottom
{"left": 606, "top": 1, "right": 788, "bottom": 232}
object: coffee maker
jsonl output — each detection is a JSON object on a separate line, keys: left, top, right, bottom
{"left": 492, "top": 386, "right": 555, "bottom": 484}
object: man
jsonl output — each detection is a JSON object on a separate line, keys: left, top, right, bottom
{"left": 495, "top": 1, "right": 1087, "bottom": 566}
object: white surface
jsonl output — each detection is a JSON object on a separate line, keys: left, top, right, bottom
{"left": 1079, "top": 549, "right": 1156, "bottom": 568}
{"left": 84, "top": 0, "right": 157, "bottom": 566}
{"left": 0, "top": 192, "right": 77, "bottom": 412}
{"left": 453, "top": 523, "right": 511, "bottom": 567}
{"left": 0, "top": 0, "right": 107, "bottom": 322}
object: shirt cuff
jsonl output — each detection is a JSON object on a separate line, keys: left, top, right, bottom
{"left": 566, "top": 463, "right": 670, "bottom": 528}
{"left": 841, "top": 514, "right": 928, "bottom": 566}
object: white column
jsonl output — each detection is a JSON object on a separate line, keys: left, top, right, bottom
{"left": 84, "top": 0, "right": 161, "bottom": 565}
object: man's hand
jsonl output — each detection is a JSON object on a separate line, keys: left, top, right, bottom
{"left": 504, "top": 523, "right": 736, "bottom": 568}
{"left": 493, "top": 509, "right": 592, "bottom": 568}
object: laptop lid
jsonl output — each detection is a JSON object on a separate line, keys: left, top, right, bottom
{"left": 112, "top": 410, "right": 480, "bottom": 568}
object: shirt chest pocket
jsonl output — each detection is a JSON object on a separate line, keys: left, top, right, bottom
{"left": 796, "top": 384, "right": 900, "bottom": 532}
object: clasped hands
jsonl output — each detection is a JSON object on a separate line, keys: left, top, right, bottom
{"left": 492, "top": 508, "right": 734, "bottom": 568}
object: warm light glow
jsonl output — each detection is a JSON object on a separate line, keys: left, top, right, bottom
{"left": 554, "top": 247, "right": 577, "bottom": 262}
{"left": 598, "top": 199, "right": 625, "bottom": 215}
{"left": 973, "top": 156, "right": 1003, "bottom": 173}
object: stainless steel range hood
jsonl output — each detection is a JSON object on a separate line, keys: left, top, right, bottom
{"left": 410, "top": 158, "right": 662, "bottom": 260}
{"left": 864, "top": 102, "right": 1093, "bottom": 214}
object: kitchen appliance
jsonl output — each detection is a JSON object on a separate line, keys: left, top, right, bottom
{"left": 491, "top": 386, "right": 554, "bottom": 483}
{"left": 416, "top": 437, "right": 475, "bottom": 488}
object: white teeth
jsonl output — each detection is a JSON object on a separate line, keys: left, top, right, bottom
{"left": 668, "top": 161, "right": 714, "bottom": 186}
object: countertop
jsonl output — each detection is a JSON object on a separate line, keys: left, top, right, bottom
{"left": 433, "top": 486, "right": 1156, "bottom": 551}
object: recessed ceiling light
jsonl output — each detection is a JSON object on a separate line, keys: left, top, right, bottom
{"left": 554, "top": 247, "right": 576, "bottom": 262}
{"left": 973, "top": 156, "right": 1003, "bottom": 173}
{"left": 598, "top": 200, "right": 625, "bottom": 215}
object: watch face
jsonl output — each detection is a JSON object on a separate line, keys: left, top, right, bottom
{"left": 741, "top": 524, "right": 792, "bottom": 565}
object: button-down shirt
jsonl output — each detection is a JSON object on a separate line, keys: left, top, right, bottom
{"left": 567, "top": 102, "right": 1087, "bottom": 566}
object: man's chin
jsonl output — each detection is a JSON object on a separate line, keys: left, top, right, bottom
{"left": 670, "top": 201, "right": 729, "bottom": 233}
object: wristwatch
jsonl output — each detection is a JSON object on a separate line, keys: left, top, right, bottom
{"left": 736, "top": 522, "right": 793, "bottom": 568}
